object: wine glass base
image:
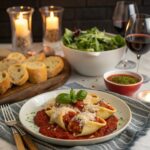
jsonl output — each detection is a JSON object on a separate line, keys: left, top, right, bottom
{"left": 142, "top": 74, "right": 150, "bottom": 83}
{"left": 115, "top": 60, "right": 136, "bottom": 70}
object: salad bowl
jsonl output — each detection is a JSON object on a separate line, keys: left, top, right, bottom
{"left": 61, "top": 27, "right": 125, "bottom": 76}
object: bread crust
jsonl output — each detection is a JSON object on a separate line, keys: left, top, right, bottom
{"left": 8, "top": 64, "right": 29, "bottom": 86}
{"left": 7, "top": 52, "right": 26, "bottom": 63}
{"left": 26, "top": 53, "right": 46, "bottom": 62}
{"left": 44, "top": 56, "right": 64, "bottom": 78}
{"left": 0, "top": 52, "right": 65, "bottom": 94}
{"left": 0, "top": 71, "right": 11, "bottom": 94}
{"left": 26, "top": 61, "right": 47, "bottom": 84}
{"left": 0, "top": 59, "right": 18, "bottom": 72}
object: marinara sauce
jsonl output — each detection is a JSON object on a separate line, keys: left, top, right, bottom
{"left": 34, "top": 110, "right": 118, "bottom": 139}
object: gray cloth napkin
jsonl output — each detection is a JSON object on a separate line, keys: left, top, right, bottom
{"left": 0, "top": 82, "right": 150, "bottom": 150}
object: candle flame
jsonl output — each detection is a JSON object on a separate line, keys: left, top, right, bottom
{"left": 18, "top": 13, "right": 23, "bottom": 19}
{"left": 144, "top": 93, "right": 150, "bottom": 102}
{"left": 50, "top": 12, "right": 54, "bottom": 18}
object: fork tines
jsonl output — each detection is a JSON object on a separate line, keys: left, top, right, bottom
{"left": 1, "top": 104, "right": 16, "bottom": 121}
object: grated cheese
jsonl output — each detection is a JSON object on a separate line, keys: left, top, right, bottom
{"left": 85, "top": 104, "right": 100, "bottom": 112}
{"left": 50, "top": 106, "right": 76, "bottom": 123}
{"left": 74, "top": 112, "right": 96, "bottom": 125}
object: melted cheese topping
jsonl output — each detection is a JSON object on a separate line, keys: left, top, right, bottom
{"left": 83, "top": 94, "right": 100, "bottom": 105}
{"left": 85, "top": 104, "right": 100, "bottom": 112}
{"left": 50, "top": 106, "right": 76, "bottom": 123}
{"left": 43, "top": 92, "right": 117, "bottom": 137}
{"left": 74, "top": 112, "right": 96, "bottom": 125}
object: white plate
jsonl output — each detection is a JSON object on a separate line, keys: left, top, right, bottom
{"left": 19, "top": 89, "right": 132, "bottom": 146}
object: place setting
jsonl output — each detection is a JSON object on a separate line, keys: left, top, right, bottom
{"left": 0, "top": 1, "right": 150, "bottom": 150}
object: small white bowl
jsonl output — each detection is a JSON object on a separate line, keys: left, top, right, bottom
{"left": 61, "top": 41, "right": 125, "bottom": 76}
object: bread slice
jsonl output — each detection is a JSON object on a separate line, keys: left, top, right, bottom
{"left": 26, "top": 61, "right": 47, "bottom": 84}
{"left": 43, "top": 56, "right": 64, "bottom": 78}
{"left": 0, "top": 71, "right": 11, "bottom": 94}
{"left": 7, "top": 52, "right": 26, "bottom": 63}
{"left": 8, "top": 64, "right": 29, "bottom": 86}
{"left": 0, "top": 59, "right": 18, "bottom": 72}
{"left": 26, "top": 52, "right": 46, "bottom": 62}
{"left": 23, "top": 53, "right": 46, "bottom": 68}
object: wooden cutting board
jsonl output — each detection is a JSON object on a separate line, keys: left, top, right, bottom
{"left": 0, "top": 59, "right": 71, "bottom": 104}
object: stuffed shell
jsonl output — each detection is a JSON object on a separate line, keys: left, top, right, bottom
{"left": 68, "top": 112, "right": 106, "bottom": 136}
{"left": 45, "top": 106, "right": 76, "bottom": 130}
{"left": 34, "top": 89, "right": 119, "bottom": 139}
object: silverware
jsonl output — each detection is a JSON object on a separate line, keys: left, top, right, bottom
{"left": 11, "top": 128, "right": 26, "bottom": 150}
{"left": 1, "top": 104, "right": 25, "bottom": 150}
{"left": 32, "top": 137, "right": 58, "bottom": 150}
{"left": 1, "top": 104, "right": 38, "bottom": 150}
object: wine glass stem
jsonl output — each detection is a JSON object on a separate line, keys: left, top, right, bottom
{"left": 136, "top": 55, "right": 141, "bottom": 73}
{"left": 122, "top": 46, "right": 128, "bottom": 61}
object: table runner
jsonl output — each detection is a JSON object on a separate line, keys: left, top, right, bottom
{"left": 0, "top": 82, "right": 150, "bottom": 150}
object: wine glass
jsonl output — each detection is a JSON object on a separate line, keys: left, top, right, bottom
{"left": 125, "top": 14, "right": 150, "bottom": 82}
{"left": 113, "top": 1, "right": 138, "bottom": 69}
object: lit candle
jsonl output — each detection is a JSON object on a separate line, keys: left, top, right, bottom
{"left": 15, "top": 13, "right": 29, "bottom": 37}
{"left": 137, "top": 90, "right": 150, "bottom": 103}
{"left": 46, "top": 12, "right": 59, "bottom": 30}
{"left": 144, "top": 93, "right": 150, "bottom": 102}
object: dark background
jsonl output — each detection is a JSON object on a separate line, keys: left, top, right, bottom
{"left": 0, "top": 0, "right": 149, "bottom": 43}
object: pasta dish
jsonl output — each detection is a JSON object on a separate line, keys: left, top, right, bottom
{"left": 34, "top": 89, "right": 118, "bottom": 139}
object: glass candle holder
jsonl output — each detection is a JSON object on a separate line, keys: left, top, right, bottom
{"left": 39, "top": 6, "right": 64, "bottom": 54}
{"left": 7, "top": 6, "right": 34, "bottom": 53}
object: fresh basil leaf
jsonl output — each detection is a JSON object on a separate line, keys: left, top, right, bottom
{"left": 70, "top": 88, "right": 76, "bottom": 103}
{"left": 56, "top": 93, "right": 71, "bottom": 104}
{"left": 76, "top": 90, "right": 87, "bottom": 100}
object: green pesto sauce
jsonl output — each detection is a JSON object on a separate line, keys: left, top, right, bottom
{"left": 108, "top": 74, "right": 139, "bottom": 85}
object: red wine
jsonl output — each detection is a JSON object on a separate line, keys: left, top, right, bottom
{"left": 126, "top": 34, "right": 150, "bottom": 57}
{"left": 113, "top": 20, "right": 127, "bottom": 35}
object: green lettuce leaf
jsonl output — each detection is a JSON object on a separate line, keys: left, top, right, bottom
{"left": 62, "top": 27, "right": 125, "bottom": 52}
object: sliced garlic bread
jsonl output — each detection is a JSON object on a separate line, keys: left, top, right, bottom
{"left": 43, "top": 56, "right": 64, "bottom": 78}
{"left": 0, "top": 71, "right": 11, "bottom": 94}
{"left": 8, "top": 64, "right": 29, "bottom": 86}
{"left": 0, "top": 59, "right": 18, "bottom": 72}
{"left": 26, "top": 61, "right": 47, "bottom": 84}
{"left": 7, "top": 52, "right": 26, "bottom": 63}
{"left": 26, "top": 52, "right": 46, "bottom": 62}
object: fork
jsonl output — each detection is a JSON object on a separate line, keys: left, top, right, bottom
{"left": 1, "top": 104, "right": 38, "bottom": 150}
{"left": 1, "top": 104, "right": 25, "bottom": 150}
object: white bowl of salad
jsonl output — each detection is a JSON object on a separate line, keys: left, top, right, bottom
{"left": 61, "top": 27, "right": 125, "bottom": 76}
